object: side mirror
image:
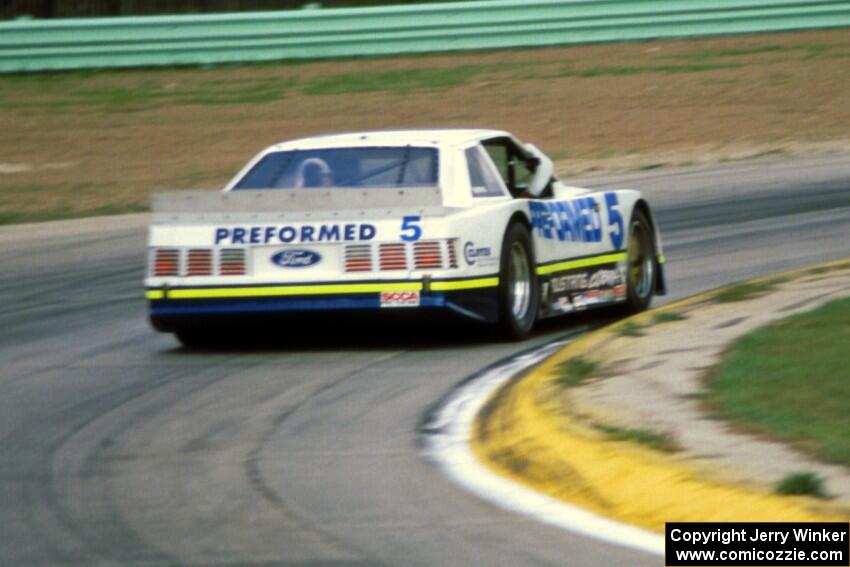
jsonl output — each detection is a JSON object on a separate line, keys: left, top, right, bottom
{"left": 524, "top": 143, "right": 553, "bottom": 197}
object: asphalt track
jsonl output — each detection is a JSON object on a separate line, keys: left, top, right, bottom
{"left": 0, "top": 154, "right": 848, "bottom": 567}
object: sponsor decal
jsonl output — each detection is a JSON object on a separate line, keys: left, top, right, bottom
{"left": 550, "top": 267, "right": 625, "bottom": 293}
{"left": 588, "top": 268, "right": 623, "bottom": 288}
{"left": 555, "top": 296, "right": 574, "bottom": 313}
{"left": 214, "top": 223, "right": 376, "bottom": 245}
{"left": 529, "top": 191, "right": 624, "bottom": 249}
{"left": 614, "top": 284, "right": 626, "bottom": 298}
{"left": 380, "top": 290, "right": 420, "bottom": 308}
{"left": 270, "top": 249, "right": 321, "bottom": 268}
{"left": 551, "top": 273, "right": 588, "bottom": 293}
{"left": 464, "top": 241, "right": 493, "bottom": 266}
{"left": 572, "top": 293, "right": 588, "bottom": 311}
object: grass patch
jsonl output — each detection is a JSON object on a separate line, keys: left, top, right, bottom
{"left": 555, "top": 63, "right": 739, "bottom": 78}
{"left": 713, "top": 281, "right": 777, "bottom": 303}
{"left": 555, "top": 357, "right": 598, "bottom": 387}
{"left": 302, "top": 65, "right": 489, "bottom": 95}
{"left": 706, "top": 297, "right": 850, "bottom": 465}
{"left": 616, "top": 321, "right": 646, "bottom": 337}
{"left": 670, "top": 42, "right": 847, "bottom": 62}
{"left": 652, "top": 311, "right": 688, "bottom": 324}
{"left": 672, "top": 44, "right": 790, "bottom": 60}
{"left": 807, "top": 260, "right": 850, "bottom": 275}
{"left": 592, "top": 422, "right": 681, "bottom": 453}
{"left": 0, "top": 75, "right": 296, "bottom": 112}
{"left": 774, "top": 472, "right": 827, "bottom": 498}
{"left": 808, "top": 266, "right": 832, "bottom": 275}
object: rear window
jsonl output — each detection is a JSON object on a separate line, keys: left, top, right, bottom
{"left": 233, "top": 146, "right": 439, "bottom": 190}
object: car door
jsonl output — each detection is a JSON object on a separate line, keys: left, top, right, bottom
{"left": 480, "top": 136, "right": 625, "bottom": 309}
{"left": 480, "top": 137, "right": 611, "bottom": 261}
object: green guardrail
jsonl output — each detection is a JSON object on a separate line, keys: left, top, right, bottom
{"left": 2, "top": 0, "right": 850, "bottom": 73}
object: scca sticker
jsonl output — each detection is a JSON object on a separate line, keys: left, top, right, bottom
{"left": 380, "top": 291, "right": 420, "bottom": 308}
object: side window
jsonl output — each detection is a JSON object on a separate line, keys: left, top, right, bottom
{"left": 465, "top": 146, "right": 506, "bottom": 197}
{"left": 482, "top": 137, "right": 536, "bottom": 198}
{"left": 483, "top": 143, "right": 509, "bottom": 183}
{"left": 513, "top": 157, "right": 533, "bottom": 191}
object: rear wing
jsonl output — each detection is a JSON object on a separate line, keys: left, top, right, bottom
{"left": 152, "top": 187, "right": 447, "bottom": 224}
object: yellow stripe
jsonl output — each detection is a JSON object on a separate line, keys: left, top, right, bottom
{"left": 146, "top": 277, "right": 500, "bottom": 300}
{"left": 167, "top": 282, "right": 422, "bottom": 300}
{"left": 431, "top": 277, "right": 499, "bottom": 291}
{"left": 536, "top": 252, "right": 627, "bottom": 276}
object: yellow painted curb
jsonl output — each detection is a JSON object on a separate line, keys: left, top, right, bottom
{"left": 472, "top": 259, "right": 850, "bottom": 533}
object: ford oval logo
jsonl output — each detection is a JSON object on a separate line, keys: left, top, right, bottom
{"left": 271, "top": 249, "right": 321, "bottom": 268}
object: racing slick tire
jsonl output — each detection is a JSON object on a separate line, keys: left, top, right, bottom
{"left": 175, "top": 328, "right": 218, "bottom": 349}
{"left": 622, "top": 208, "right": 656, "bottom": 313}
{"left": 498, "top": 222, "right": 540, "bottom": 340}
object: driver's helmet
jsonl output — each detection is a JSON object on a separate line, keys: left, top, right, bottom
{"left": 296, "top": 158, "right": 334, "bottom": 188}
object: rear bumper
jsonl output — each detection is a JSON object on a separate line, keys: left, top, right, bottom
{"left": 147, "top": 279, "right": 499, "bottom": 332}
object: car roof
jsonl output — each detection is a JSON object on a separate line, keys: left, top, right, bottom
{"left": 266, "top": 129, "right": 511, "bottom": 151}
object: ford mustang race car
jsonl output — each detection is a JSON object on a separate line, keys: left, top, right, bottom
{"left": 146, "top": 129, "right": 666, "bottom": 345}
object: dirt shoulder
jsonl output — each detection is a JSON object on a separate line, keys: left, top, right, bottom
{"left": 0, "top": 28, "right": 848, "bottom": 223}
{"left": 473, "top": 260, "right": 850, "bottom": 533}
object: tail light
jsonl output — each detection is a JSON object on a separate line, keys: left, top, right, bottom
{"left": 344, "top": 240, "right": 460, "bottom": 273}
{"left": 413, "top": 241, "right": 442, "bottom": 270}
{"left": 153, "top": 249, "right": 180, "bottom": 276}
{"left": 186, "top": 249, "right": 212, "bottom": 276}
{"left": 219, "top": 248, "right": 246, "bottom": 276}
{"left": 379, "top": 243, "right": 408, "bottom": 271}
{"left": 345, "top": 244, "right": 373, "bottom": 272}
{"left": 150, "top": 247, "right": 247, "bottom": 277}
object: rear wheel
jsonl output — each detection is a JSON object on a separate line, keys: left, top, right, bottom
{"left": 498, "top": 222, "right": 539, "bottom": 340}
{"left": 623, "top": 209, "right": 656, "bottom": 313}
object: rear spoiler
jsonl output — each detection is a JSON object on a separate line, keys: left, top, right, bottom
{"left": 152, "top": 187, "right": 447, "bottom": 224}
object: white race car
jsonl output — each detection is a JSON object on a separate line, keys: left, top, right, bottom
{"left": 146, "top": 129, "right": 666, "bottom": 345}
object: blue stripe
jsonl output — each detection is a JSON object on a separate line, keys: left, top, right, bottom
{"left": 150, "top": 293, "right": 448, "bottom": 316}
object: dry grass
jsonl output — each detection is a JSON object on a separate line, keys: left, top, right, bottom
{"left": 1, "top": 29, "right": 849, "bottom": 223}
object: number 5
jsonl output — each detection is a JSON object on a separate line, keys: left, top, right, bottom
{"left": 605, "top": 192, "right": 624, "bottom": 250}
{"left": 401, "top": 215, "right": 422, "bottom": 242}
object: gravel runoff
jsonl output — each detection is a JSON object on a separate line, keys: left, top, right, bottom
{"left": 570, "top": 263, "right": 850, "bottom": 505}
